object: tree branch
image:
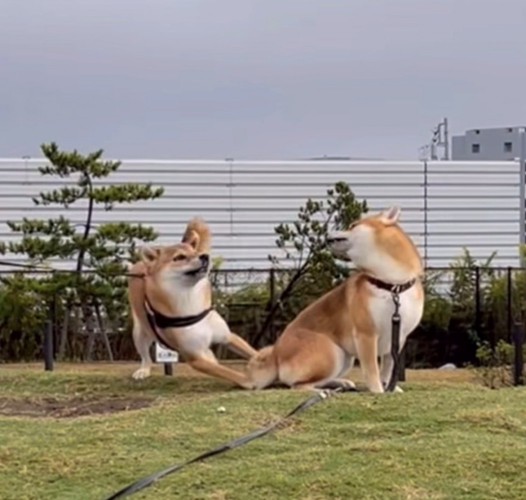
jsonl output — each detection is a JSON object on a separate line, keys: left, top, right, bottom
{"left": 75, "top": 172, "right": 93, "bottom": 279}
{"left": 253, "top": 258, "right": 311, "bottom": 348}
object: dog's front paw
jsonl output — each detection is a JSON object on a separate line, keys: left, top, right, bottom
{"left": 382, "top": 382, "right": 404, "bottom": 393}
{"left": 132, "top": 367, "right": 151, "bottom": 380}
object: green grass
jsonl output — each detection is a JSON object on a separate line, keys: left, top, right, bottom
{"left": 1, "top": 363, "right": 526, "bottom": 500}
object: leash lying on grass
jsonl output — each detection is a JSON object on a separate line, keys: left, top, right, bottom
{"left": 105, "top": 307, "right": 403, "bottom": 500}
{"left": 104, "top": 386, "right": 356, "bottom": 500}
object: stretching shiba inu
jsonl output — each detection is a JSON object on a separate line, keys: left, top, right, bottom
{"left": 247, "top": 207, "right": 424, "bottom": 393}
{"left": 127, "top": 218, "right": 257, "bottom": 388}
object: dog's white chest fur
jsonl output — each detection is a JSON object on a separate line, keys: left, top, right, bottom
{"left": 167, "top": 311, "right": 231, "bottom": 357}
{"left": 367, "top": 284, "right": 424, "bottom": 355}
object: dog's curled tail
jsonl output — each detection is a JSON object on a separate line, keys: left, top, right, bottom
{"left": 246, "top": 345, "right": 278, "bottom": 390}
{"left": 182, "top": 217, "right": 212, "bottom": 255}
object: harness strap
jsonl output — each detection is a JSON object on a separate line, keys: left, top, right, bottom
{"left": 145, "top": 298, "right": 213, "bottom": 328}
{"left": 144, "top": 305, "right": 174, "bottom": 351}
{"left": 144, "top": 297, "right": 213, "bottom": 352}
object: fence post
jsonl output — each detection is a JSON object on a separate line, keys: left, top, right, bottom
{"left": 512, "top": 321, "right": 524, "bottom": 386}
{"left": 44, "top": 319, "right": 54, "bottom": 372}
{"left": 507, "top": 267, "right": 513, "bottom": 343}
{"left": 519, "top": 128, "right": 526, "bottom": 264}
{"left": 474, "top": 266, "right": 482, "bottom": 344}
{"left": 269, "top": 268, "right": 276, "bottom": 341}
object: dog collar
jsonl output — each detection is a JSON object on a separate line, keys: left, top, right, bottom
{"left": 365, "top": 275, "right": 416, "bottom": 294}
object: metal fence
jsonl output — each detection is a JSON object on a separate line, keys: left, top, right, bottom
{"left": 0, "top": 265, "right": 524, "bottom": 385}
{"left": 0, "top": 158, "right": 522, "bottom": 270}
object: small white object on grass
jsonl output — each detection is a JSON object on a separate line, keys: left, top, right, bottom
{"left": 217, "top": 406, "right": 226, "bottom": 413}
{"left": 438, "top": 363, "right": 457, "bottom": 371}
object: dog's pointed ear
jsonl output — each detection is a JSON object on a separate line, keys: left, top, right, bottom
{"left": 140, "top": 245, "right": 160, "bottom": 264}
{"left": 184, "top": 230, "right": 200, "bottom": 251}
{"left": 379, "top": 206, "right": 401, "bottom": 226}
{"left": 182, "top": 217, "right": 211, "bottom": 253}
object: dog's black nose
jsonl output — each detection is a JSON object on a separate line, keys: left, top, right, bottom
{"left": 199, "top": 254, "right": 210, "bottom": 266}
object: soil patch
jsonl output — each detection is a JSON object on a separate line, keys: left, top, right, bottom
{"left": 0, "top": 396, "right": 154, "bottom": 418}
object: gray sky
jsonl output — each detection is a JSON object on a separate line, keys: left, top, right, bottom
{"left": 1, "top": 0, "right": 526, "bottom": 160}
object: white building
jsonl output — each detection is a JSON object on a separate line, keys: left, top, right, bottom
{"left": 452, "top": 126, "right": 526, "bottom": 161}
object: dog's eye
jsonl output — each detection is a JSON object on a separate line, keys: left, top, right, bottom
{"left": 173, "top": 254, "right": 186, "bottom": 262}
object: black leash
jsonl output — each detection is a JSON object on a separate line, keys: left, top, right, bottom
{"left": 104, "top": 387, "right": 354, "bottom": 500}
{"left": 0, "top": 260, "right": 62, "bottom": 272}
{"left": 386, "top": 290, "right": 402, "bottom": 392}
{"left": 0, "top": 259, "right": 144, "bottom": 278}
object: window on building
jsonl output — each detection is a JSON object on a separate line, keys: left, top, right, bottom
{"left": 504, "top": 142, "right": 513, "bottom": 153}
{"left": 472, "top": 144, "right": 480, "bottom": 153}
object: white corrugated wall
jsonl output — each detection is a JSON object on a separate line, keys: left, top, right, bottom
{"left": 0, "top": 158, "right": 521, "bottom": 270}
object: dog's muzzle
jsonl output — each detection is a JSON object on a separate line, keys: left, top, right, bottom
{"left": 326, "top": 236, "right": 347, "bottom": 244}
{"left": 326, "top": 236, "right": 351, "bottom": 261}
{"left": 199, "top": 254, "right": 210, "bottom": 266}
{"left": 185, "top": 254, "right": 210, "bottom": 277}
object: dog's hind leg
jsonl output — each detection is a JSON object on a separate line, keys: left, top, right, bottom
{"left": 278, "top": 329, "right": 355, "bottom": 391}
{"left": 208, "top": 313, "right": 258, "bottom": 360}
{"left": 225, "top": 332, "right": 258, "bottom": 359}
{"left": 246, "top": 346, "right": 278, "bottom": 389}
{"left": 131, "top": 316, "right": 155, "bottom": 380}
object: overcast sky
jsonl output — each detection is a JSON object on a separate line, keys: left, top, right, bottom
{"left": 1, "top": 0, "right": 526, "bottom": 160}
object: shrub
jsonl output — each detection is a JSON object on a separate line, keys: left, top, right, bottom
{"left": 0, "top": 275, "right": 48, "bottom": 361}
{"left": 473, "top": 340, "right": 514, "bottom": 389}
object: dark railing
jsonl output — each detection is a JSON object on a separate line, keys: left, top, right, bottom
{"left": 0, "top": 265, "right": 524, "bottom": 386}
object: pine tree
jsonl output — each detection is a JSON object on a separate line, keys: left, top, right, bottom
{"left": 0, "top": 142, "right": 164, "bottom": 359}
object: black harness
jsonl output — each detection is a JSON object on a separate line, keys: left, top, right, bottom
{"left": 365, "top": 275, "right": 417, "bottom": 392}
{"left": 144, "top": 297, "right": 213, "bottom": 351}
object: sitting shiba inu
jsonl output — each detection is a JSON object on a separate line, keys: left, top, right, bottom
{"left": 247, "top": 207, "right": 424, "bottom": 393}
{"left": 127, "top": 218, "right": 257, "bottom": 388}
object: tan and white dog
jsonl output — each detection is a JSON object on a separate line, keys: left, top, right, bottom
{"left": 247, "top": 207, "right": 424, "bottom": 393}
{"left": 127, "top": 218, "right": 258, "bottom": 388}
